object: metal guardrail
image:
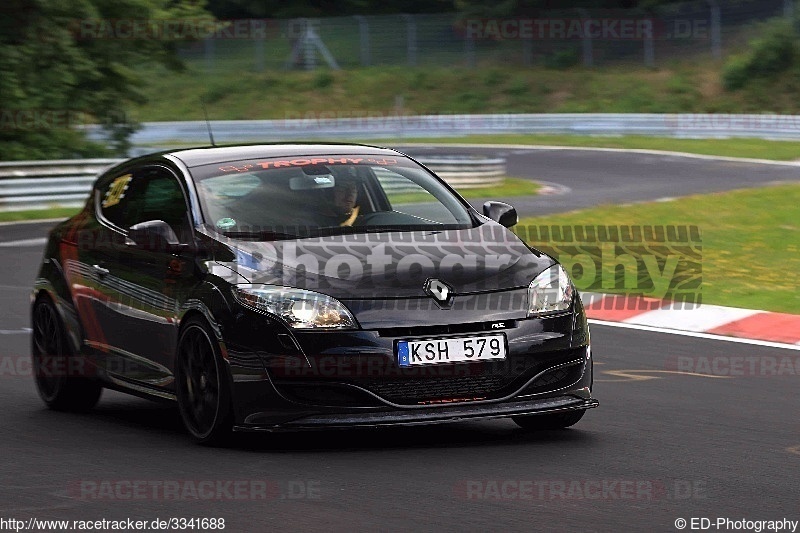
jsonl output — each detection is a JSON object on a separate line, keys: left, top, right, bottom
{"left": 0, "top": 156, "right": 506, "bottom": 212}
{"left": 13, "top": 110, "right": 800, "bottom": 211}
{"left": 0, "top": 159, "right": 119, "bottom": 211}
{"left": 85, "top": 114, "right": 800, "bottom": 146}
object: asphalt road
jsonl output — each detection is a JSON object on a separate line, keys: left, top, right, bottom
{"left": 401, "top": 145, "right": 800, "bottom": 216}
{"left": 1, "top": 148, "right": 799, "bottom": 532}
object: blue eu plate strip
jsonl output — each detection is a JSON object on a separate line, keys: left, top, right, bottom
{"left": 397, "top": 341, "right": 409, "bottom": 367}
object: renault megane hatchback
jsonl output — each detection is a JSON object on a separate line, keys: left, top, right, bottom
{"left": 31, "top": 144, "right": 597, "bottom": 443}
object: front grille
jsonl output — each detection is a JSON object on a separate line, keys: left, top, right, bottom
{"left": 353, "top": 356, "right": 544, "bottom": 404}
{"left": 270, "top": 348, "right": 584, "bottom": 407}
{"left": 358, "top": 374, "right": 509, "bottom": 403}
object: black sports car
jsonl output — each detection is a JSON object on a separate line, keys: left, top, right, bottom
{"left": 31, "top": 143, "right": 597, "bottom": 443}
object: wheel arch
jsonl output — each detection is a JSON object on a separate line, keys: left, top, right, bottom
{"left": 32, "top": 278, "right": 83, "bottom": 358}
{"left": 178, "top": 282, "right": 232, "bottom": 360}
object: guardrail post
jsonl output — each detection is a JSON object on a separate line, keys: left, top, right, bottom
{"left": 402, "top": 14, "right": 418, "bottom": 67}
{"left": 522, "top": 36, "right": 533, "bottom": 66}
{"left": 203, "top": 36, "right": 214, "bottom": 72}
{"left": 255, "top": 25, "right": 265, "bottom": 72}
{"left": 708, "top": 0, "right": 722, "bottom": 60}
{"left": 576, "top": 9, "right": 593, "bottom": 67}
{"left": 353, "top": 15, "right": 370, "bottom": 66}
{"left": 465, "top": 33, "right": 475, "bottom": 68}
{"left": 304, "top": 21, "right": 317, "bottom": 70}
{"left": 644, "top": 21, "right": 655, "bottom": 67}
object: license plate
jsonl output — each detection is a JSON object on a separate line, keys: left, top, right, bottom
{"left": 397, "top": 334, "right": 506, "bottom": 367}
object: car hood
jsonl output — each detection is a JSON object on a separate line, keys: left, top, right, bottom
{"left": 212, "top": 224, "right": 555, "bottom": 299}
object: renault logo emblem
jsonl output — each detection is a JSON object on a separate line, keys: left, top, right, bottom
{"left": 424, "top": 278, "right": 454, "bottom": 307}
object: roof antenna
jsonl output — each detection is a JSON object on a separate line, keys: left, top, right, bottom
{"left": 200, "top": 97, "right": 216, "bottom": 147}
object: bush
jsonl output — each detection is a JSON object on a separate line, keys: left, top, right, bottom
{"left": 722, "top": 55, "right": 752, "bottom": 90}
{"left": 312, "top": 70, "right": 334, "bottom": 89}
{"left": 545, "top": 47, "right": 580, "bottom": 69}
{"left": 722, "top": 19, "right": 797, "bottom": 91}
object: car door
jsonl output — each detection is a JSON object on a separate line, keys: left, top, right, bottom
{"left": 67, "top": 169, "right": 134, "bottom": 368}
{"left": 99, "top": 164, "right": 196, "bottom": 390}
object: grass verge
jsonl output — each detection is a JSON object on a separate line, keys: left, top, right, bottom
{"left": 0, "top": 207, "right": 80, "bottom": 223}
{"left": 132, "top": 61, "right": 800, "bottom": 121}
{"left": 517, "top": 184, "right": 800, "bottom": 314}
{"left": 453, "top": 177, "right": 540, "bottom": 200}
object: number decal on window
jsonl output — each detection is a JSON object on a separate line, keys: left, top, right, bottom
{"left": 102, "top": 174, "right": 132, "bottom": 208}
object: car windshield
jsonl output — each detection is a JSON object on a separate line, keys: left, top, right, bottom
{"left": 190, "top": 154, "right": 475, "bottom": 239}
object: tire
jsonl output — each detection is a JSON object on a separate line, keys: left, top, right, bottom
{"left": 175, "top": 317, "right": 233, "bottom": 445}
{"left": 512, "top": 409, "right": 586, "bottom": 431}
{"left": 31, "top": 296, "right": 102, "bottom": 411}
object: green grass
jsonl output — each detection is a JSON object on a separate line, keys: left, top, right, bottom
{"left": 391, "top": 177, "right": 539, "bottom": 204}
{"left": 132, "top": 61, "right": 800, "bottom": 122}
{"left": 517, "top": 184, "right": 800, "bottom": 314}
{"left": 456, "top": 177, "right": 540, "bottom": 199}
{"left": 0, "top": 207, "right": 80, "bottom": 223}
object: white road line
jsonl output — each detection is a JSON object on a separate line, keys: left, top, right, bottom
{"left": 400, "top": 143, "right": 800, "bottom": 167}
{"left": 0, "top": 284, "right": 31, "bottom": 290}
{"left": 623, "top": 305, "right": 762, "bottom": 332}
{"left": 0, "top": 328, "right": 32, "bottom": 334}
{"left": 0, "top": 218, "right": 64, "bottom": 227}
{"left": 535, "top": 180, "right": 572, "bottom": 196}
{"left": 0, "top": 237, "right": 47, "bottom": 247}
{"left": 589, "top": 319, "right": 800, "bottom": 351}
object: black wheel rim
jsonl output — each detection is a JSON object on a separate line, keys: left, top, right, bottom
{"left": 32, "top": 302, "right": 65, "bottom": 401}
{"left": 177, "top": 326, "right": 220, "bottom": 437}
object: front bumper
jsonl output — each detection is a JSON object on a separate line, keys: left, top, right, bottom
{"left": 223, "top": 301, "right": 595, "bottom": 430}
{"left": 234, "top": 395, "right": 598, "bottom": 432}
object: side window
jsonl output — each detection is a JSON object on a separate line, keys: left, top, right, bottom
{"left": 98, "top": 172, "right": 133, "bottom": 227}
{"left": 123, "top": 168, "right": 190, "bottom": 239}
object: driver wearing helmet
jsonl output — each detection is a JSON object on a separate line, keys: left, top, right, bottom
{"left": 314, "top": 176, "right": 360, "bottom": 227}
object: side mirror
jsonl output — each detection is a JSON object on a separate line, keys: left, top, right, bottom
{"left": 482, "top": 201, "right": 518, "bottom": 228}
{"left": 127, "top": 220, "right": 187, "bottom": 253}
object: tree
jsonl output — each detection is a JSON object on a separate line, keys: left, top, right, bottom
{"left": 0, "top": 0, "right": 211, "bottom": 160}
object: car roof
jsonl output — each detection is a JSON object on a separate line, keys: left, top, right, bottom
{"left": 166, "top": 143, "right": 402, "bottom": 168}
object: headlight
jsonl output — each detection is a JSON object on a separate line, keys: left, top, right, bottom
{"left": 233, "top": 285, "right": 357, "bottom": 329}
{"left": 527, "top": 264, "right": 574, "bottom": 317}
